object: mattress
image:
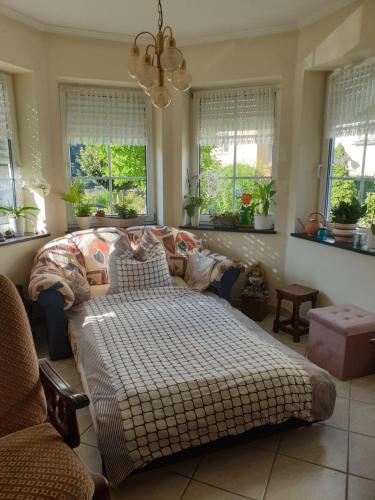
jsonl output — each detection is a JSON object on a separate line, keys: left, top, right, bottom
{"left": 69, "top": 287, "right": 336, "bottom": 486}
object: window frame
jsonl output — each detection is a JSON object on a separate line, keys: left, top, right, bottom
{"left": 60, "top": 84, "right": 155, "bottom": 226}
{"left": 322, "top": 133, "right": 375, "bottom": 222}
{"left": 191, "top": 86, "right": 279, "bottom": 223}
{"left": 0, "top": 73, "right": 21, "bottom": 229}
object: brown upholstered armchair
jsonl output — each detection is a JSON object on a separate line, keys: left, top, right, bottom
{"left": 0, "top": 275, "right": 110, "bottom": 499}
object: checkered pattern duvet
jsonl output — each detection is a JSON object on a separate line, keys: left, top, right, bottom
{"left": 72, "top": 287, "right": 313, "bottom": 486}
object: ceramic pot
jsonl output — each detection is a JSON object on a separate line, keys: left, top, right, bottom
{"left": 9, "top": 216, "right": 25, "bottom": 236}
{"left": 332, "top": 223, "right": 357, "bottom": 243}
{"left": 254, "top": 214, "right": 273, "bottom": 230}
{"left": 76, "top": 216, "right": 91, "bottom": 230}
{"left": 367, "top": 227, "right": 375, "bottom": 249}
{"left": 191, "top": 207, "right": 201, "bottom": 227}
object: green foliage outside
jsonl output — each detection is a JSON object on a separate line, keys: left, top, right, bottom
{"left": 72, "top": 144, "right": 147, "bottom": 214}
{"left": 330, "top": 142, "right": 375, "bottom": 226}
{"left": 199, "top": 145, "right": 268, "bottom": 214}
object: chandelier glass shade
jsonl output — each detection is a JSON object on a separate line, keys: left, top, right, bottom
{"left": 128, "top": 0, "right": 192, "bottom": 109}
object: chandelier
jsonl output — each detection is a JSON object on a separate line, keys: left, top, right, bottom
{"left": 128, "top": 0, "right": 192, "bottom": 109}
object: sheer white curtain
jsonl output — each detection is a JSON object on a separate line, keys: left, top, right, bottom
{"left": 0, "top": 74, "right": 13, "bottom": 162}
{"left": 193, "top": 86, "right": 276, "bottom": 147}
{"left": 64, "top": 86, "right": 148, "bottom": 145}
{"left": 325, "top": 59, "right": 375, "bottom": 139}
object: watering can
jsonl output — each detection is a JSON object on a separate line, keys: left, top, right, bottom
{"left": 297, "top": 212, "right": 326, "bottom": 237}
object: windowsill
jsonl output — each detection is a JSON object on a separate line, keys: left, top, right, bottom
{"left": 0, "top": 232, "right": 50, "bottom": 248}
{"left": 291, "top": 232, "right": 375, "bottom": 257}
{"left": 180, "top": 224, "right": 277, "bottom": 234}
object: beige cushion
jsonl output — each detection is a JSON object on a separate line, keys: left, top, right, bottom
{"left": 0, "top": 423, "right": 94, "bottom": 500}
{"left": 90, "top": 284, "right": 110, "bottom": 299}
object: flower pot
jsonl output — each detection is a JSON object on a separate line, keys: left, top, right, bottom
{"left": 332, "top": 223, "right": 357, "bottom": 243}
{"left": 367, "top": 228, "right": 375, "bottom": 250}
{"left": 9, "top": 216, "right": 25, "bottom": 236}
{"left": 254, "top": 214, "right": 273, "bottom": 230}
{"left": 76, "top": 216, "right": 91, "bottom": 230}
{"left": 191, "top": 207, "right": 201, "bottom": 227}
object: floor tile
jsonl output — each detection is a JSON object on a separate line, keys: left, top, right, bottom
{"left": 81, "top": 424, "right": 98, "bottom": 447}
{"left": 77, "top": 406, "right": 94, "bottom": 435}
{"left": 182, "top": 480, "right": 245, "bottom": 500}
{"left": 163, "top": 456, "right": 201, "bottom": 478}
{"left": 194, "top": 443, "right": 274, "bottom": 499}
{"left": 111, "top": 469, "right": 190, "bottom": 500}
{"left": 75, "top": 443, "right": 102, "bottom": 474}
{"left": 265, "top": 455, "right": 346, "bottom": 500}
{"left": 331, "top": 376, "right": 351, "bottom": 399}
{"left": 323, "top": 397, "right": 350, "bottom": 431}
{"left": 348, "top": 474, "right": 375, "bottom": 500}
{"left": 350, "top": 399, "right": 375, "bottom": 437}
{"left": 252, "top": 434, "right": 280, "bottom": 453}
{"left": 351, "top": 377, "right": 375, "bottom": 404}
{"left": 279, "top": 424, "right": 348, "bottom": 471}
{"left": 349, "top": 432, "right": 375, "bottom": 480}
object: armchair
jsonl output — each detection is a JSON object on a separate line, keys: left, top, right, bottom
{"left": 0, "top": 275, "right": 110, "bottom": 500}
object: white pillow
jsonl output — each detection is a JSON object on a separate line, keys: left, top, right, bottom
{"left": 108, "top": 231, "right": 172, "bottom": 293}
{"left": 184, "top": 252, "right": 215, "bottom": 292}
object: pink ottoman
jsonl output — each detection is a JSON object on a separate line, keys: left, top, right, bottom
{"left": 308, "top": 304, "right": 375, "bottom": 380}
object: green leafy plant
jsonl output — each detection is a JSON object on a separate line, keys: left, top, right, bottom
{"left": 253, "top": 180, "right": 276, "bottom": 216}
{"left": 0, "top": 205, "right": 39, "bottom": 219}
{"left": 62, "top": 180, "right": 93, "bottom": 217}
{"left": 210, "top": 211, "right": 240, "bottom": 228}
{"left": 113, "top": 202, "right": 137, "bottom": 219}
{"left": 331, "top": 198, "right": 365, "bottom": 224}
{"left": 185, "top": 196, "right": 203, "bottom": 218}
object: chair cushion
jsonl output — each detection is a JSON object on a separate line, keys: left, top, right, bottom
{"left": 0, "top": 275, "right": 47, "bottom": 438}
{"left": 0, "top": 423, "right": 95, "bottom": 500}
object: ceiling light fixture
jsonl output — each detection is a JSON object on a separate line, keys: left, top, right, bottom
{"left": 128, "top": 0, "right": 192, "bottom": 109}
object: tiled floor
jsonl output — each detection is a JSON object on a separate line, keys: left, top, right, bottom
{"left": 37, "top": 315, "right": 375, "bottom": 500}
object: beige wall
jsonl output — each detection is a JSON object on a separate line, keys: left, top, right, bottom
{"left": 0, "top": 1, "right": 374, "bottom": 310}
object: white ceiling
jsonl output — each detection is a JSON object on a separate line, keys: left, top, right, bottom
{"left": 0, "top": 0, "right": 356, "bottom": 45}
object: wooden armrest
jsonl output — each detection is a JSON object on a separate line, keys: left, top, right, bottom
{"left": 39, "top": 358, "right": 89, "bottom": 448}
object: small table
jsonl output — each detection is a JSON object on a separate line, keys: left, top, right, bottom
{"left": 273, "top": 284, "right": 319, "bottom": 343}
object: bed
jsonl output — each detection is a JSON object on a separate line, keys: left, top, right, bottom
{"left": 68, "top": 283, "right": 336, "bottom": 487}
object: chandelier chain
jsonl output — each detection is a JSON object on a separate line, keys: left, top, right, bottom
{"left": 158, "top": 0, "right": 163, "bottom": 31}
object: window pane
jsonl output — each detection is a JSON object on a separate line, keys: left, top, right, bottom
{"left": 79, "top": 178, "right": 110, "bottom": 212}
{"left": 200, "top": 145, "right": 234, "bottom": 177}
{"left": 332, "top": 137, "right": 364, "bottom": 178}
{"left": 200, "top": 178, "right": 234, "bottom": 214}
{"left": 364, "top": 139, "right": 375, "bottom": 177}
{"left": 112, "top": 179, "right": 147, "bottom": 215}
{"left": 70, "top": 144, "right": 108, "bottom": 178}
{"left": 236, "top": 144, "right": 272, "bottom": 177}
{"left": 110, "top": 145, "right": 146, "bottom": 177}
{"left": 234, "top": 179, "right": 260, "bottom": 210}
{"left": 328, "top": 179, "right": 360, "bottom": 219}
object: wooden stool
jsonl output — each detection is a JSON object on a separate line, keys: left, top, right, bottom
{"left": 273, "top": 284, "right": 319, "bottom": 343}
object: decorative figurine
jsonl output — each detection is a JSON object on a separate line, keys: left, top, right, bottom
{"left": 241, "top": 262, "right": 268, "bottom": 321}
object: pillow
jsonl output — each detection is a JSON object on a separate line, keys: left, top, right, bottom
{"left": 108, "top": 230, "right": 172, "bottom": 293}
{"left": 184, "top": 252, "right": 215, "bottom": 292}
{"left": 67, "top": 269, "right": 91, "bottom": 304}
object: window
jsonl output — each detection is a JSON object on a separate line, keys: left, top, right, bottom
{"left": 64, "top": 86, "right": 153, "bottom": 220}
{"left": 324, "top": 60, "right": 375, "bottom": 224}
{"left": 193, "top": 86, "right": 276, "bottom": 215}
{"left": 0, "top": 74, "right": 17, "bottom": 226}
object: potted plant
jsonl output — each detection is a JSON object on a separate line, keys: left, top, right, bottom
{"left": 113, "top": 201, "right": 139, "bottom": 227}
{"left": 0, "top": 205, "right": 39, "bottom": 236}
{"left": 331, "top": 198, "right": 365, "bottom": 243}
{"left": 364, "top": 194, "right": 375, "bottom": 249}
{"left": 239, "top": 192, "right": 254, "bottom": 227}
{"left": 253, "top": 180, "right": 276, "bottom": 230}
{"left": 62, "top": 181, "right": 93, "bottom": 229}
{"left": 184, "top": 196, "right": 202, "bottom": 226}
{"left": 210, "top": 211, "right": 240, "bottom": 228}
